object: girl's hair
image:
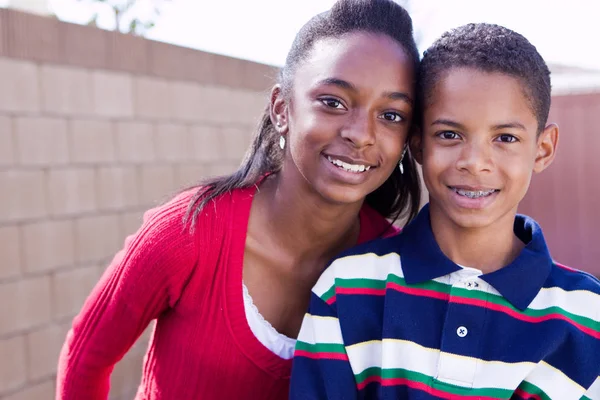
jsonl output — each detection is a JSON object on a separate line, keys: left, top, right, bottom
{"left": 186, "top": 0, "right": 421, "bottom": 227}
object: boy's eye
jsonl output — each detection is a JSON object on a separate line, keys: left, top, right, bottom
{"left": 379, "top": 112, "right": 403, "bottom": 123}
{"left": 438, "top": 131, "right": 460, "bottom": 140}
{"left": 321, "top": 98, "right": 345, "bottom": 109}
{"left": 496, "top": 134, "right": 518, "bottom": 143}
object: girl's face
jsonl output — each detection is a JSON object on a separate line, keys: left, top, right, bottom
{"left": 277, "top": 31, "right": 415, "bottom": 206}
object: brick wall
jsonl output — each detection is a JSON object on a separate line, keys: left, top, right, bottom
{"left": 0, "top": 9, "right": 278, "bottom": 400}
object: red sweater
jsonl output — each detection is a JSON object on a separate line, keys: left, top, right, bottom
{"left": 56, "top": 185, "right": 396, "bottom": 400}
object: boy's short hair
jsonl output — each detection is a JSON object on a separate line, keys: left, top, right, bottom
{"left": 417, "top": 23, "right": 551, "bottom": 132}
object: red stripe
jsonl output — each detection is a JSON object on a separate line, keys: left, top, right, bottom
{"left": 357, "top": 376, "right": 500, "bottom": 399}
{"left": 449, "top": 296, "right": 600, "bottom": 339}
{"left": 388, "top": 282, "right": 451, "bottom": 301}
{"left": 325, "top": 295, "right": 336, "bottom": 305}
{"left": 337, "top": 287, "right": 387, "bottom": 297}
{"left": 336, "top": 283, "right": 451, "bottom": 301}
{"left": 294, "top": 350, "right": 348, "bottom": 361}
{"left": 555, "top": 262, "right": 577, "bottom": 272}
{"left": 513, "top": 388, "right": 543, "bottom": 400}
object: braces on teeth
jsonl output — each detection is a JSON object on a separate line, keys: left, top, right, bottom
{"left": 454, "top": 188, "right": 497, "bottom": 199}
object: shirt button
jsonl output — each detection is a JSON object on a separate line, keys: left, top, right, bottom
{"left": 457, "top": 326, "right": 468, "bottom": 337}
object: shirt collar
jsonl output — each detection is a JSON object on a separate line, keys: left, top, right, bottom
{"left": 398, "top": 204, "right": 553, "bottom": 311}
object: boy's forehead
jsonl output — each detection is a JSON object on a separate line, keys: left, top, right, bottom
{"left": 426, "top": 68, "right": 538, "bottom": 130}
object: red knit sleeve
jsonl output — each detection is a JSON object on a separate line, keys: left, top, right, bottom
{"left": 56, "top": 190, "right": 199, "bottom": 400}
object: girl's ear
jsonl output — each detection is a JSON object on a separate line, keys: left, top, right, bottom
{"left": 270, "top": 84, "right": 288, "bottom": 133}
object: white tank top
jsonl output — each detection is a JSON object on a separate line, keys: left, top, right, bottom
{"left": 242, "top": 283, "right": 296, "bottom": 359}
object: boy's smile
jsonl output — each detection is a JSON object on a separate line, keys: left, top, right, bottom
{"left": 414, "top": 67, "right": 557, "bottom": 232}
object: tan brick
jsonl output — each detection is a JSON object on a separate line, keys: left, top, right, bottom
{"left": 0, "top": 58, "right": 40, "bottom": 113}
{"left": 2, "top": 380, "right": 54, "bottom": 400}
{"left": 0, "top": 276, "right": 52, "bottom": 335}
{"left": 69, "top": 119, "right": 116, "bottom": 164}
{"left": 170, "top": 81, "right": 204, "bottom": 122}
{"left": 140, "top": 165, "right": 176, "bottom": 205}
{"left": 207, "top": 163, "right": 239, "bottom": 177}
{"left": 52, "top": 265, "right": 100, "bottom": 320}
{"left": 0, "top": 170, "right": 47, "bottom": 223}
{"left": 119, "top": 210, "right": 144, "bottom": 238}
{"left": 15, "top": 117, "right": 69, "bottom": 166}
{"left": 154, "top": 123, "right": 191, "bottom": 162}
{"left": 0, "top": 225, "right": 21, "bottom": 280}
{"left": 47, "top": 168, "right": 97, "bottom": 216}
{"left": 109, "top": 347, "right": 144, "bottom": 399}
{"left": 26, "top": 324, "right": 63, "bottom": 381}
{"left": 133, "top": 76, "right": 172, "bottom": 120}
{"left": 200, "top": 85, "right": 232, "bottom": 124}
{"left": 92, "top": 71, "right": 133, "bottom": 118}
{"left": 97, "top": 166, "right": 139, "bottom": 210}
{"left": 75, "top": 214, "right": 120, "bottom": 264}
{"left": 189, "top": 125, "right": 221, "bottom": 162}
{"left": 175, "top": 164, "right": 207, "bottom": 189}
{"left": 115, "top": 121, "right": 155, "bottom": 163}
{"left": 0, "top": 115, "right": 14, "bottom": 166}
{"left": 21, "top": 219, "right": 75, "bottom": 273}
{"left": 220, "top": 127, "right": 250, "bottom": 161}
{"left": 0, "top": 335, "right": 26, "bottom": 394}
{"left": 40, "top": 65, "right": 93, "bottom": 116}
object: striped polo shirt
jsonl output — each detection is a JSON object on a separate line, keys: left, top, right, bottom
{"left": 290, "top": 204, "right": 600, "bottom": 400}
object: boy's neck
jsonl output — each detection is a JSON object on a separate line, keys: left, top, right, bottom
{"left": 428, "top": 204, "right": 525, "bottom": 275}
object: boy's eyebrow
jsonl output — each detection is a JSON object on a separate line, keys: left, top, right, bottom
{"left": 431, "top": 119, "right": 527, "bottom": 131}
{"left": 431, "top": 119, "right": 465, "bottom": 129}
{"left": 317, "top": 77, "right": 413, "bottom": 105}
{"left": 493, "top": 122, "right": 527, "bottom": 131}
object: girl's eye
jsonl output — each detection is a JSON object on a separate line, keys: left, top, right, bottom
{"left": 380, "top": 112, "right": 403, "bottom": 123}
{"left": 438, "top": 131, "right": 460, "bottom": 140}
{"left": 321, "top": 98, "right": 345, "bottom": 109}
{"left": 497, "top": 134, "right": 518, "bottom": 143}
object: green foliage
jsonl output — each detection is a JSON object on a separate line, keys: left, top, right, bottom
{"left": 77, "top": 0, "right": 170, "bottom": 36}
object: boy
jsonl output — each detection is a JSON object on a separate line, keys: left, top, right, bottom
{"left": 290, "top": 23, "right": 600, "bottom": 399}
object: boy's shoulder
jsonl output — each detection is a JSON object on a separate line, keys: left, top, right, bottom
{"left": 547, "top": 261, "right": 600, "bottom": 295}
{"left": 311, "top": 233, "right": 407, "bottom": 301}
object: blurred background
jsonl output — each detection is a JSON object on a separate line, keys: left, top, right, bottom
{"left": 0, "top": 1, "right": 598, "bottom": 399}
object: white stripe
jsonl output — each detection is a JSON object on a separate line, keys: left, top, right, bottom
{"left": 585, "top": 376, "right": 600, "bottom": 399}
{"left": 524, "top": 361, "right": 585, "bottom": 400}
{"left": 313, "top": 252, "right": 404, "bottom": 298}
{"left": 529, "top": 286, "right": 600, "bottom": 323}
{"left": 346, "top": 339, "right": 538, "bottom": 391}
{"left": 297, "top": 314, "right": 344, "bottom": 346}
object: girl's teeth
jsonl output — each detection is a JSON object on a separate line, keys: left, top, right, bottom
{"left": 326, "top": 156, "right": 369, "bottom": 173}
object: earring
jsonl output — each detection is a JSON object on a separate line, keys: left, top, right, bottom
{"left": 279, "top": 135, "right": 285, "bottom": 150}
{"left": 399, "top": 146, "right": 407, "bottom": 174}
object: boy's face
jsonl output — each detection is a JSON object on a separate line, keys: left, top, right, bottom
{"left": 413, "top": 67, "right": 558, "bottom": 231}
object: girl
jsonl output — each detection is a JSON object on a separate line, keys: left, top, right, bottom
{"left": 56, "top": 0, "right": 421, "bottom": 398}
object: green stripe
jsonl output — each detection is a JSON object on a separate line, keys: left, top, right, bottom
{"left": 517, "top": 381, "right": 552, "bottom": 400}
{"left": 320, "top": 285, "right": 336, "bottom": 303}
{"left": 356, "top": 367, "right": 512, "bottom": 398}
{"left": 295, "top": 341, "right": 346, "bottom": 354}
{"left": 334, "top": 275, "right": 599, "bottom": 333}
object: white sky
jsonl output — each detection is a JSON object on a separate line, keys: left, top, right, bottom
{"left": 5, "top": 0, "right": 600, "bottom": 70}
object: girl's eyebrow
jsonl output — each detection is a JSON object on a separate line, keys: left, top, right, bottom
{"left": 316, "top": 77, "right": 413, "bottom": 105}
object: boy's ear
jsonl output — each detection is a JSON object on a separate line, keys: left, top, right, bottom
{"left": 533, "top": 123, "right": 559, "bottom": 173}
{"left": 409, "top": 126, "right": 424, "bottom": 165}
